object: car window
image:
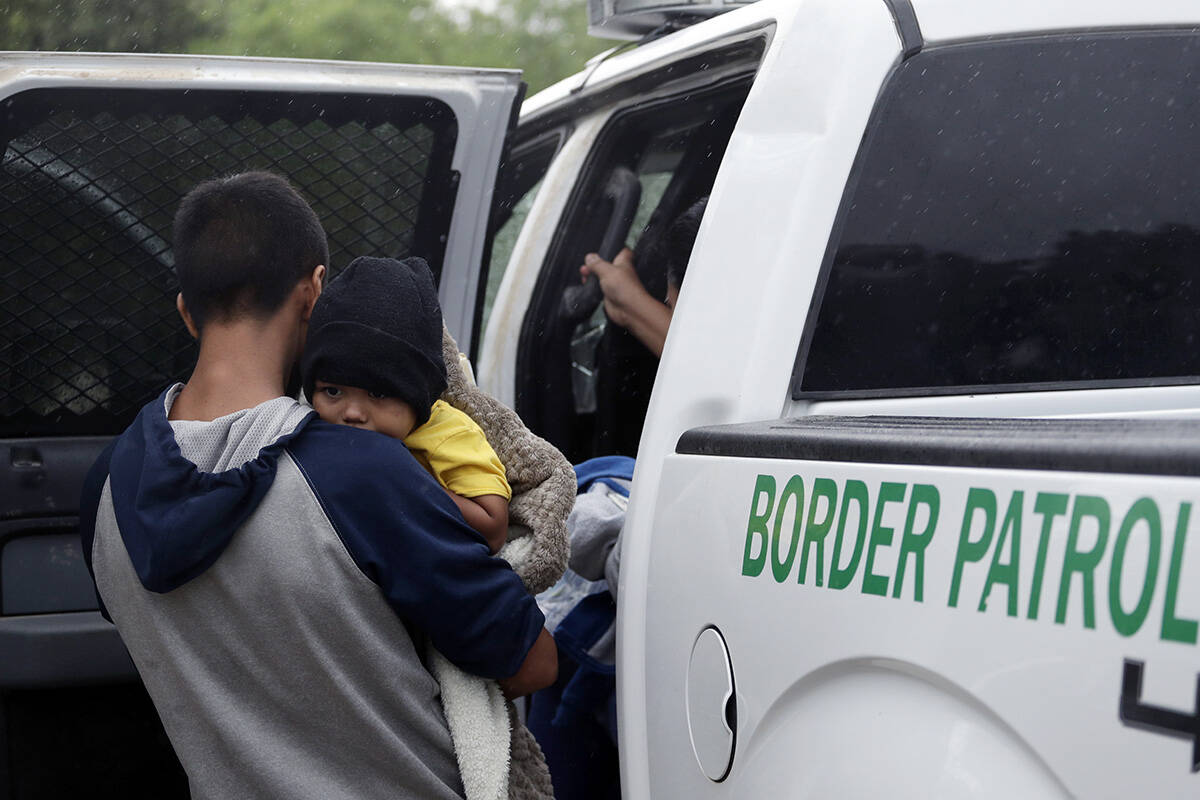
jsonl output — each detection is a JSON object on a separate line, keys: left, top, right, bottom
{"left": 483, "top": 179, "right": 543, "bottom": 333}
{"left": 628, "top": 132, "right": 689, "bottom": 249}
{"left": 517, "top": 81, "right": 751, "bottom": 462}
{"left": 798, "top": 31, "right": 1200, "bottom": 397}
{"left": 1, "top": 88, "right": 459, "bottom": 437}
{"left": 478, "top": 133, "right": 562, "bottom": 346}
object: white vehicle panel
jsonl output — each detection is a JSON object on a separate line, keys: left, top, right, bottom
{"left": 913, "top": 0, "right": 1200, "bottom": 45}
{"left": 799, "top": 386, "right": 1200, "bottom": 421}
{"left": 617, "top": 0, "right": 903, "bottom": 795}
{"left": 474, "top": 1, "right": 1200, "bottom": 795}
{"left": 648, "top": 451, "right": 1200, "bottom": 796}
{"left": 522, "top": 0, "right": 779, "bottom": 119}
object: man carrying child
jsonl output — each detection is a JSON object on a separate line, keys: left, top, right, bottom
{"left": 301, "top": 255, "right": 512, "bottom": 554}
{"left": 80, "top": 171, "right": 555, "bottom": 799}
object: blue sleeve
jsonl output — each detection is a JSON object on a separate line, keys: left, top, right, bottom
{"left": 79, "top": 438, "right": 118, "bottom": 621}
{"left": 289, "top": 421, "right": 544, "bottom": 679}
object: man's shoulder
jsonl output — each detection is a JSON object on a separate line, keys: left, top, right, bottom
{"left": 288, "top": 419, "right": 431, "bottom": 491}
{"left": 285, "top": 419, "right": 475, "bottom": 547}
{"left": 292, "top": 418, "right": 416, "bottom": 459}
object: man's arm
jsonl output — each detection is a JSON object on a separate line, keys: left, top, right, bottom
{"left": 291, "top": 423, "right": 546, "bottom": 680}
{"left": 580, "top": 248, "right": 673, "bottom": 357}
{"left": 498, "top": 628, "right": 557, "bottom": 699}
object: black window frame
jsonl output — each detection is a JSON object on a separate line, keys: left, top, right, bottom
{"left": 791, "top": 27, "right": 1200, "bottom": 403}
{"left": 515, "top": 68, "right": 759, "bottom": 461}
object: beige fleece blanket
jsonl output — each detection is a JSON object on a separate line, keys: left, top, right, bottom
{"left": 430, "top": 326, "right": 574, "bottom": 800}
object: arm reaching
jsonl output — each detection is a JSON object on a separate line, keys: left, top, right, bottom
{"left": 580, "top": 247, "right": 673, "bottom": 357}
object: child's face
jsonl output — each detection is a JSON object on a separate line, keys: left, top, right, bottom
{"left": 312, "top": 381, "right": 419, "bottom": 440}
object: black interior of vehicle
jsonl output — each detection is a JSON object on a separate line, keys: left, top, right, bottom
{"left": 516, "top": 81, "right": 750, "bottom": 463}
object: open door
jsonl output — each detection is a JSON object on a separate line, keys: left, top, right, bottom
{"left": 0, "top": 51, "right": 520, "bottom": 797}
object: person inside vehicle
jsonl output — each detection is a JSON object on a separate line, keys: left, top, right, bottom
{"left": 528, "top": 197, "right": 708, "bottom": 799}
{"left": 80, "top": 171, "right": 556, "bottom": 800}
{"left": 578, "top": 196, "right": 707, "bottom": 358}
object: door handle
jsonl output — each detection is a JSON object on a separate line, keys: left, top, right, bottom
{"left": 686, "top": 626, "right": 737, "bottom": 782}
{"left": 10, "top": 446, "right": 43, "bottom": 469}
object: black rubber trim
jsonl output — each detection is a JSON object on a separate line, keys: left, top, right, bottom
{"left": 882, "top": 0, "right": 923, "bottom": 58}
{"left": 0, "top": 611, "right": 135, "bottom": 688}
{"left": 676, "top": 415, "right": 1200, "bottom": 477}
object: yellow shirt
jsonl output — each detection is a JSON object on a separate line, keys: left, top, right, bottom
{"left": 404, "top": 400, "right": 511, "bottom": 500}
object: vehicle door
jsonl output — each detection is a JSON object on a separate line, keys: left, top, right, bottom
{"left": 620, "top": 1, "right": 1200, "bottom": 798}
{"left": 0, "top": 51, "right": 520, "bottom": 798}
{"left": 476, "top": 8, "right": 773, "bottom": 462}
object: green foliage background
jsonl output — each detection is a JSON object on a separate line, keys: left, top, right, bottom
{"left": 0, "top": 0, "right": 610, "bottom": 93}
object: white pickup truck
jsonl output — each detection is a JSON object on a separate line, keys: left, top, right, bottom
{"left": 3, "top": 0, "right": 1200, "bottom": 796}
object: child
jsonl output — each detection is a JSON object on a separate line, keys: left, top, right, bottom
{"left": 302, "top": 254, "right": 563, "bottom": 800}
{"left": 301, "top": 255, "right": 511, "bottom": 554}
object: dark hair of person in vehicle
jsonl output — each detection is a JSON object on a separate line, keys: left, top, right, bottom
{"left": 172, "top": 171, "right": 329, "bottom": 330}
{"left": 663, "top": 195, "right": 707, "bottom": 290}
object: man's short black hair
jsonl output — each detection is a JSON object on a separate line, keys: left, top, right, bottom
{"left": 172, "top": 171, "right": 329, "bottom": 329}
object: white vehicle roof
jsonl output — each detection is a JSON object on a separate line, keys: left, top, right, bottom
{"left": 522, "top": 0, "right": 777, "bottom": 119}
{"left": 524, "top": 0, "right": 1200, "bottom": 120}
{"left": 914, "top": 0, "right": 1200, "bottom": 42}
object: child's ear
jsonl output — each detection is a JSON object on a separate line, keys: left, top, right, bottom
{"left": 176, "top": 294, "right": 200, "bottom": 339}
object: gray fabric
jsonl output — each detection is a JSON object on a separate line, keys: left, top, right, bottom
{"left": 586, "top": 620, "right": 617, "bottom": 665}
{"left": 549, "top": 480, "right": 629, "bottom": 667}
{"left": 91, "top": 393, "right": 466, "bottom": 800}
{"left": 566, "top": 481, "right": 628, "bottom": 599}
{"left": 165, "top": 384, "right": 313, "bottom": 472}
{"left": 506, "top": 703, "right": 554, "bottom": 799}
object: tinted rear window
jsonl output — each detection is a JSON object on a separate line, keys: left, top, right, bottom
{"left": 1, "top": 88, "right": 457, "bottom": 436}
{"left": 799, "top": 32, "right": 1200, "bottom": 396}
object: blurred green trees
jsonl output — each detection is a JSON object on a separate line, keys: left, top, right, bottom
{"left": 0, "top": 0, "right": 609, "bottom": 93}
{"left": 0, "top": 0, "right": 220, "bottom": 52}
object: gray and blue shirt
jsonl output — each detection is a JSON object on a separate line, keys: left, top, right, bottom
{"left": 80, "top": 386, "right": 544, "bottom": 799}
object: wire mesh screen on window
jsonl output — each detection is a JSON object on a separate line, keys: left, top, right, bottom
{"left": 1, "top": 90, "right": 455, "bottom": 437}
